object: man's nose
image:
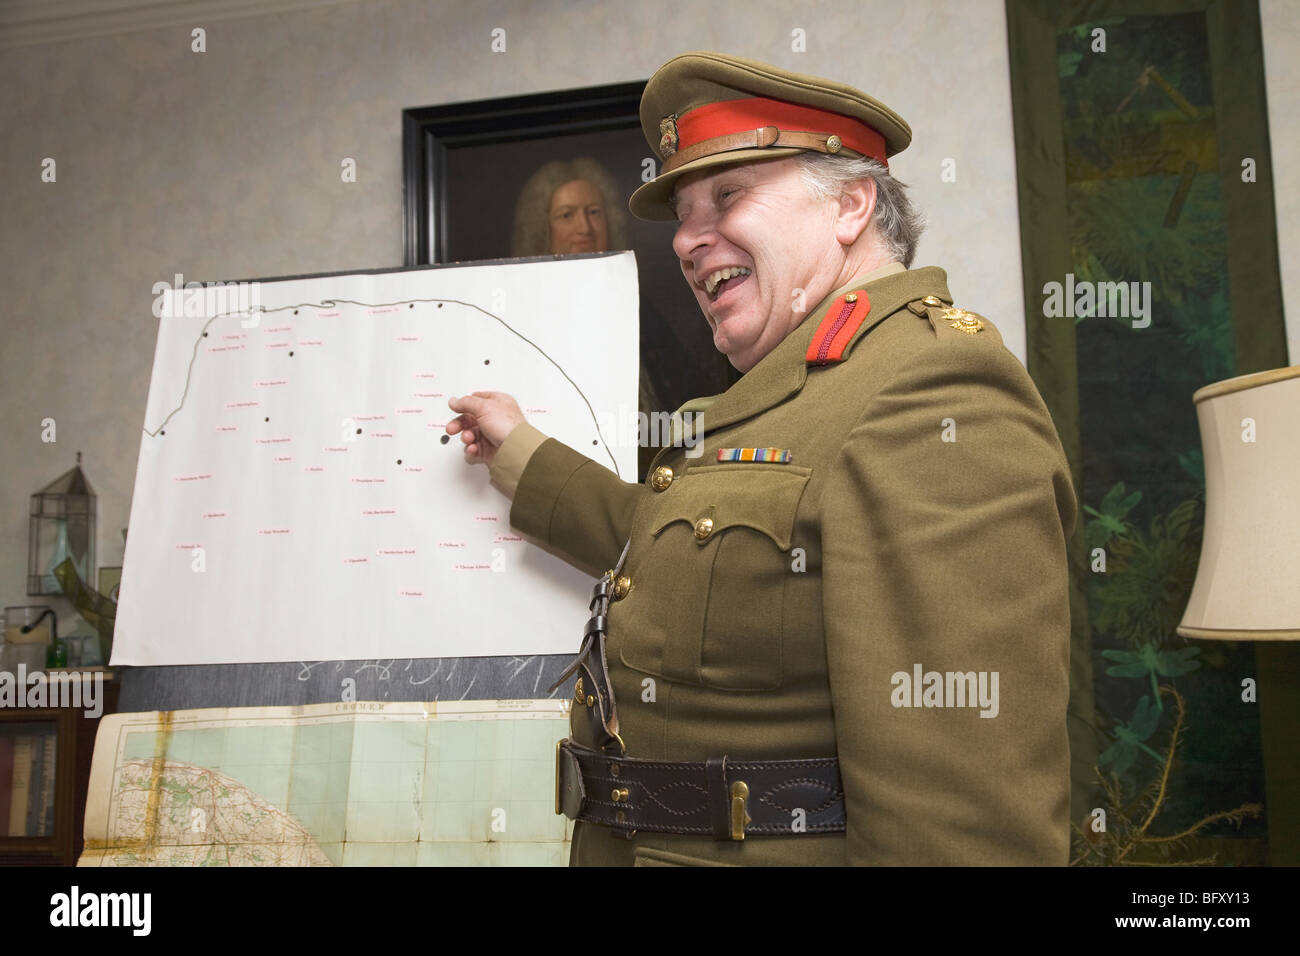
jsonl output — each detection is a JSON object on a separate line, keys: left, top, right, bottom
{"left": 671, "top": 211, "right": 712, "bottom": 262}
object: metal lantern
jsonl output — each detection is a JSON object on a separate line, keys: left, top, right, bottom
{"left": 28, "top": 451, "right": 96, "bottom": 596}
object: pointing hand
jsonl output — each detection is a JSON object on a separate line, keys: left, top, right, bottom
{"left": 446, "top": 391, "right": 526, "bottom": 466}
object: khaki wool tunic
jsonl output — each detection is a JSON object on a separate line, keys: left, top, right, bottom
{"left": 489, "top": 263, "right": 1078, "bottom": 866}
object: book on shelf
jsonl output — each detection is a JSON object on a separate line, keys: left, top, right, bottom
{"left": 8, "top": 735, "right": 32, "bottom": 837}
{"left": 35, "top": 732, "right": 57, "bottom": 837}
{"left": 0, "top": 734, "right": 12, "bottom": 832}
{"left": 2, "top": 728, "right": 58, "bottom": 837}
{"left": 28, "top": 733, "right": 46, "bottom": 836}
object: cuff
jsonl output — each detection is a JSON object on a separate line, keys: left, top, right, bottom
{"left": 488, "top": 421, "right": 549, "bottom": 499}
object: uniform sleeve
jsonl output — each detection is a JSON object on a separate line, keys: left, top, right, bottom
{"left": 821, "top": 333, "right": 1077, "bottom": 865}
{"left": 505, "top": 434, "right": 647, "bottom": 580}
{"left": 488, "top": 422, "right": 549, "bottom": 499}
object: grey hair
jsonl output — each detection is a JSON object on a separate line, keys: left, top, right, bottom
{"left": 510, "top": 157, "right": 627, "bottom": 257}
{"left": 795, "top": 153, "right": 925, "bottom": 267}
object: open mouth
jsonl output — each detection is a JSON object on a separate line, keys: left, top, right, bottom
{"left": 704, "top": 266, "right": 752, "bottom": 302}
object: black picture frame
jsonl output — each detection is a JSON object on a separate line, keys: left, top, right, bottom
{"left": 403, "top": 82, "right": 646, "bottom": 266}
{"left": 401, "top": 82, "right": 740, "bottom": 478}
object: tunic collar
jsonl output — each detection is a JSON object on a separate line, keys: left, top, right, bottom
{"left": 672, "top": 264, "right": 953, "bottom": 445}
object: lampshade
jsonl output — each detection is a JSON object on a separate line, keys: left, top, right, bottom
{"left": 1178, "top": 365, "right": 1300, "bottom": 640}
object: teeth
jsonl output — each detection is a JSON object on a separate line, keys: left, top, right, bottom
{"left": 704, "top": 266, "right": 752, "bottom": 295}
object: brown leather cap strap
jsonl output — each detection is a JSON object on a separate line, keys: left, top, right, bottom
{"left": 661, "top": 125, "right": 860, "bottom": 174}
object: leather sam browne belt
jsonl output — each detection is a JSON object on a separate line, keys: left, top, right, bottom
{"left": 550, "top": 548, "right": 846, "bottom": 841}
{"left": 556, "top": 738, "right": 846, "bottom": 840}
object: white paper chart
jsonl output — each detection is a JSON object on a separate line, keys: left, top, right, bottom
{"left": 114, "top": 253, "right": 639, "bottom": 666}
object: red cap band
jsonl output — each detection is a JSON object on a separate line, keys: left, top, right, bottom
{"left": 676, "top": 97, "right": 888, "bottom": 166}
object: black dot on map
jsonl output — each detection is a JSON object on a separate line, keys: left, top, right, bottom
{"left": 265, "top": 417, "right": 270, "bottom": 422}
{"left": 397, "top": 459, "right": 402, "bottom": 465}
{"left": 289, "top": 351, "right": 294, "bottom": 357}
{"left": 483, "top": 359, "right": 490, "bottom": 365}
{"left": 440, "top": 435, "right": 450, "bottom": 445}
{"left": 592, "top": 439, "right": 598, "bottom": 446}
{"left": 160, "top": 430, "right": 165, "bottom": 435}
{"left": 437, "top": 303, "right": 443, "bottom": 309}
{"left": 409, "top": 303, "right": 414, "bottom": 309}
{"left": 202, "top": 332, "right": 208, "bottom": 337}
{"left": 293, "top": 309, "right": 299, "bottom": 315}
{"left": 356, "top": 427, "right": 362, "bottom": 435}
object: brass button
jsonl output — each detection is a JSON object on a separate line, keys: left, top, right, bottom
{"left": 844, "top": 292, "right": 858, "bottom": 303}
{"left": 586, "top": 695, "right": 594, "bottom": 708}
{"left": 650, "top": 466, "right": 674, "bottom": 492}
{"left": 826, "top": 134, "right": 842, "bottom": 153}
{"left": 694, "top": 516, "right": 714, "bottom": 541}
{"left": 613, "top": 575, "right": 631, "bottom": 600}
{"left": 611, "top": 788, "right": 629, "bottom": 802}
{"left": 922, "top": 295, "right": 942, "bottom": 307}
{"left": 574, "top": 677, "right": 584, "bottom": 704}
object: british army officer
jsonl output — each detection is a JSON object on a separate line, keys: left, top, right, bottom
{"left": 447, "top": 52, "right": 1077, "bottom": 866}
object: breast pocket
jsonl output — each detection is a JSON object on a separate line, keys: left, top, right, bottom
{"left": 617, "top": 463, "right": 811, "bottom": 691}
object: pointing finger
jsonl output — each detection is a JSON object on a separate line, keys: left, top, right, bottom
{"left": 448, "top": 394, "right": 488, "bottom": 416}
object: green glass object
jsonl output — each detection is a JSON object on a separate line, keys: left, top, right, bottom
{"left": 41, "top": 519, "right": 72, "bottom": 593}
{"left": 45, "top": 638, "right": 68, "bottom": 668}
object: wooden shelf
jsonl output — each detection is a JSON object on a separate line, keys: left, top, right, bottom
{"left": 0, "top": 674, "right": 120, "bottom": 866}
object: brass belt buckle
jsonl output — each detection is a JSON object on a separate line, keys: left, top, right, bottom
{"left": 729, "top": 781, "right": 751, "bottom": 841}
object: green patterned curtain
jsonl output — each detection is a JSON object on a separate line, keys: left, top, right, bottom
{"left": 1007, "top": 0, "right": 1288, "bottom": 864}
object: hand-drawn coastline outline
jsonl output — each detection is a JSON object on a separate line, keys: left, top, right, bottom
{"left": 144, "top": 295, "right": 621, "bottom": 476}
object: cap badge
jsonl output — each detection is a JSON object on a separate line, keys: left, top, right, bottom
{"left": 659, "top": 114, "right": 679, "bottom": 157}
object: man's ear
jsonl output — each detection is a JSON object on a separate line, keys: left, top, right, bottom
{"left": 833, "top": 178, "right": 877, "bottom": 246}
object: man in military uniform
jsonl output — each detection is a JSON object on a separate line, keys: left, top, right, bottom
{"left": 447, "top": 52, "right": 1077, "bottom": 865}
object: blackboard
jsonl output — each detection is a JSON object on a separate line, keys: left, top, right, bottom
{"left": 119, "top": 654, "right": 577, "bottom": 712}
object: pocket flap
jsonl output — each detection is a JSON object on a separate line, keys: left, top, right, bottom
{"left": 648, "top": 464, "right": 811, "bottom": 550}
